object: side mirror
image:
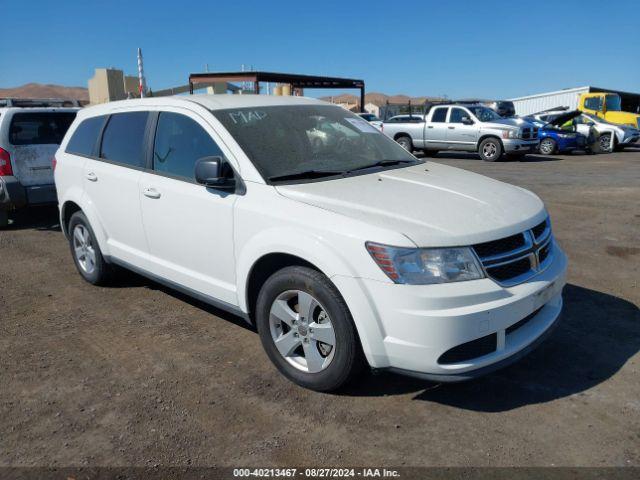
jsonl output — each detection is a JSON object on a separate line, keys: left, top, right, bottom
{"left": 461, "top": 116, "right": 474, "bottom": 125}
{"left": 195, "top": 156, "right": 235, "bottom": 190}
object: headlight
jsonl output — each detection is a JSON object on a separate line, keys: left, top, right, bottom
{"left": 366, "top": 242, "right": 484, "bottom": 285}
{"left": 501, "top": 129, "right": 519, "bottom": 139}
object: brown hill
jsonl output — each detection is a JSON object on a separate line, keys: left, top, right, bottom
{"left": 0, "top": 83, "right": 88, "bottom": 102}
{"left": 320, "top": 92, "right": 444, "bottom": 106}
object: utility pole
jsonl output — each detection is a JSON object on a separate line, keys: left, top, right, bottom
{"left": 137, "top": 48, "right": 147, "bottom": 98}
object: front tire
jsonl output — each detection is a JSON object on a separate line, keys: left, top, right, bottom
{"left": 597, "top": 133, "right": 613, "bottom": 153}
{"left": 396, "top": 135, "right": 413, "bottom": 152}
{"left": 68, "top": 211, "right": 113, "bottom": 285}
{"left": 256, "top": 266, "right": 364, "bottom": 392}
{"left": 539, "top": 138, "right": 557, "bottom": 155}
{"left": 478, "top": 137, "right": 502, "bottom": 161}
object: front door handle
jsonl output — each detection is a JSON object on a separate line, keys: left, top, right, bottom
{"left": 448, "top": 126, "right": 455, "bottom": 129}
{"left": 427, "top": 126, "right": 434, "bottom": 129}
{"left": 86, "top": 172, "right": 98, "bottom": 182}
{"left": 143, "top": 187, "right": 161, "bottom": 199}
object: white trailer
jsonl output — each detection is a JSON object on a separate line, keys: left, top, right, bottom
{"left": 508, "top": 86, "right": 589, "bottom": 116}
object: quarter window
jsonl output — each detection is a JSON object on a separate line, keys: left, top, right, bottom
{"left": 431, "top": 108, "right": 448, "bottom": 123}
{"left": 66, "top": 116, "right": 107, "bottom": 156}
{"left": 100, "top": 112, "right": 149, "bottom": 168}
{"left": 449, "top": 108, "right": 468, "bottom": 123}
{"left": 153, "top": 112, "right": 224, "bottom": 180}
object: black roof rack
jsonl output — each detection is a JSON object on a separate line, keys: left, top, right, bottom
{"left": 0, "top": 98, "right": 81, "bottom": 108}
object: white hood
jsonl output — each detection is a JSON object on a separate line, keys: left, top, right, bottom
{"left": 276, "top": 163, "right": 547, "bottom": 247}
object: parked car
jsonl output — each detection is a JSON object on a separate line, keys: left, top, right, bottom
{"left": 524, "top": 110, "right": 588, "bottom": 155}
{"left": 0, "top": 103, "right": 78, "bottom": 227}
{"left": 357, "top": 112, "right": 383, "bottom": 129}
{"left": 532, "top": 110, "right": 640, "bottom": 152}
{"left": 382, "top": 103, "right": 539, "bottom": 161}
{"left": 55, "top": 95, "right": 567, "bottom": 392}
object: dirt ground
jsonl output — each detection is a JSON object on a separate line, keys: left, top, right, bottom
{"left": 1, "top": 149, "right": 638, "bottom": 468}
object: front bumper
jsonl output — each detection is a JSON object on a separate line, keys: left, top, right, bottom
{"left": 334, "top": 243, "right": 567, "bottom": 381}
{"left": 503, "top": 139, "right": 539, "bottom": 153}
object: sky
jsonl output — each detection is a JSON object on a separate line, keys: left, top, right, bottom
{"left": 1, "top": 0, "right": 639, "bottom": 99}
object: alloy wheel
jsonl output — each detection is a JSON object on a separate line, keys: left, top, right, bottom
{"left": 72, "top": 224, "right": 96, "bottom": 274}
{"left": 269, "top": 290, "right": 336, "bottom": 373}
{"left": 540, "top": 139, "right": 554, "bottom": 155}
{"left": 483, "top": 142, "right": 497, "bottom": 159}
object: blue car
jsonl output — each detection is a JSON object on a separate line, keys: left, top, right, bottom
{"left": 525, "top": 110, "right": 588, "bottom": 155}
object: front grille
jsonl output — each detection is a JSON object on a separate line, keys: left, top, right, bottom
{"left": 472, "top": 217, "right": 554, "bottom": 286}
{"left": 506, "top": 307, "right": 542, "bottom": 335}
{"left": 438, "top": 333, "right": 497, "bottom": 365}
{"left": 486, "top": 257, "right": 532, "bottom": 281}
{"left": 531, "top": 218, "right": 549, "bottom": 241}
{"left": 521, "top": 127, "right": 539, "bottom": 140}
{"left": 538, "top": 241, "right": 551, "bottom": 264}
{"left": 473, "top": 233, "right": 525, "bottom": 258}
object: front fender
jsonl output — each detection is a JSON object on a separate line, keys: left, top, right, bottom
{"left": 235, "top": 227, "right": 387, "bottom": 368}
{"left": 236, "top": 226, "right": 359, "bottom": 312}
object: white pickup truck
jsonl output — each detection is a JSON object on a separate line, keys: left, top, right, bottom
{"left": 382, "top": 103, "right": 540, "bottom": 161}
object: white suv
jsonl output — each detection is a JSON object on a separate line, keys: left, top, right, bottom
{"left": 55, "top": 95, "right": 567, "bottom": 391}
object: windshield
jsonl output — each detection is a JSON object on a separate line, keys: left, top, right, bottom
{"left": 360, "top": 113, "right": 380, "bottom": 122}
{"left": 467, "top": 106, "right": 502, "bottom": 122}
{"left": 212, "top": 105, "right": 418, "bottom": 182}
{"left": 605, "top": 95, "right": 622, "bottom": 112}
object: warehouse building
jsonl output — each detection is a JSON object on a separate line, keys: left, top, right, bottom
{"left": 509, "top": 86, "right": 640, "bottom": 116}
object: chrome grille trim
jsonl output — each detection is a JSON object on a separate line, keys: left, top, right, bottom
{"left": 473, "top": 217, "right": 554, "bottom": 287}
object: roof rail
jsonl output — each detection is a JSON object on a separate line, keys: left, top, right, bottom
{"left": 0, "top": 98, "right": 81, "bottom": 108}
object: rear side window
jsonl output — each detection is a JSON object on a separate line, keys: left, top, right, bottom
{"left": 100, "top": 112, "right": 149, "bottom": 168}
{"left": 153, "top": 112, "right": 224, "bottom": 180}
{"left": 431, "top": 108, "right": 448, "bottom": 123}
{"left": 66, "top": 116, "right": 107, "bottom": 156}
{"left": 9, "top": 112, "right": 76, "bottom": 145}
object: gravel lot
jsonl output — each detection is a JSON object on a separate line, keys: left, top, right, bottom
{"left": 1, "top": 149, "right": 638, "bottom": 468}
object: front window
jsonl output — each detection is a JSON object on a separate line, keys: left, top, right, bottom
{"left": 212, "top": 105, "right": 418, "bottom": 183}
{"left": 604, "top": 94, "right": 622, "bottom": 112}
{"left": 449, "top": 108, "right": 469, "bottom": 123}
{"left": 466, "top": 106, "right": 501, "bottom": 122}
{"left": 584, "top": 96, "right": 603, "bottom": 111}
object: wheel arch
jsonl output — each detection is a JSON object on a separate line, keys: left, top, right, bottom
{"left": 477, "top": 134, "right": 504, "bottom": 150}
{"left": 59, "top": 195, "right": 110, "bottom": 256}
{"left": 393, "top": 132, "right": 412, "bottom": 141}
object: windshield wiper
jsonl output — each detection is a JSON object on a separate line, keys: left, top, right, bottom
{"left": 268, "top": 169, "right": 345, "bottom": 182}
{"left": 347, "top": 159, "right": 416, "bottom": 173}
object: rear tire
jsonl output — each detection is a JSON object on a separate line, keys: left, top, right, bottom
{"left": 256, "top": 266, "right": 365, "bottom": 392}
{"left": 68, "top": 211, "right": 113, "bottom": 285}
{"left": 539, "top": 138, "right": 557, "bottom": 155}
{"left": 396, "top": 135, "right": 413, "bottom": 152}
{"left": 478, "top": 137, "right": 502, "bottom": 161}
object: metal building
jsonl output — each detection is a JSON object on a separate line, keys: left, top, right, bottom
{"left": 509, "top": 86, "right": 640, "bottom": 116}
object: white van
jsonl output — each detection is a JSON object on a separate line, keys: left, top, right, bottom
{"left": 55, "top": 95, "right": 567, "bottom": 391}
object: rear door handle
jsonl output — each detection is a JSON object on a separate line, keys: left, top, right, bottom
{"left": 86, "top": 172, "right": 98, "bottom": 182}
{"left": 143, "top": 187, "right": 161, "bottom": 199}
{"left": 448, "top": 126, "right": 455, "bottom": 129}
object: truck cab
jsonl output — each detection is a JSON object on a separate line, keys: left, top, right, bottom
{"left": 578, "top": 93, "right": 640, "bottom": 129}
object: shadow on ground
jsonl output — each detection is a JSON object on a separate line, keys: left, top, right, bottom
{"left": 342, "top": 284, "right": 639, "bottom": 411}
{"left": 3, "top": 205, "right": 60, "bottom": 231}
